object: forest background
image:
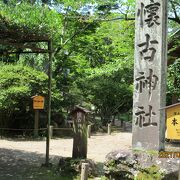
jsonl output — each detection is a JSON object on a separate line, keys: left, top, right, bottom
{"left": 0, "top": 0, "right": 179, "bottom": 131}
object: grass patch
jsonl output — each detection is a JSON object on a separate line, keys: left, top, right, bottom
{"left": 22, "top": 164, "right": 80, "bottom": 180}
{"left": 136, "top": 165, "right": 164, "bottom": 180}
{"left": 132, "top": 148, "right": 158, "bottom": 156}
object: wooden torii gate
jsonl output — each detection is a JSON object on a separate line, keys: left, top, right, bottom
{"left": 0, "top": 25, "right": 53, "bottom": 166}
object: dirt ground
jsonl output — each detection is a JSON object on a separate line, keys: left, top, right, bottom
{"left": 0, "top": 132, "right": 132, "bottom": 179}
{"left": 0, "top": 131, "right": 179, "bottom": 179}
{"left": 0, "top": 132, "right": 132, "bottom": 163}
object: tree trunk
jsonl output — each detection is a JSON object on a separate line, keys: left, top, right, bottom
{"left": 172, "top": 94, "right": 178, "bottom": 104}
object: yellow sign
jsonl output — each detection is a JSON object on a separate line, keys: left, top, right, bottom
{"left": 166, "top": 103, "right": 180, "bottom": 140}
{"left": 32, "top": 95, "right": 45, "bottom": 110}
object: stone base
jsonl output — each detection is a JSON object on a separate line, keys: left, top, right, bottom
{"left": 104, "top": 150, "right": 179, "bottom": 180}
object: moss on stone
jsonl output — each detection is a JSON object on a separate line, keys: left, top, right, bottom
{"left": 136, "top": 165, "right": 164, "bottom": 180}
{"left": 132, "top": 148, "right": 158, "bottom": 156}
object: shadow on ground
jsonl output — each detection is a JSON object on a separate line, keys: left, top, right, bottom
{"left": 0, "top": 148, "right": 77, "bottom": 180}
{"left": 0, "top": 148, "right": 106, "bottom": 180}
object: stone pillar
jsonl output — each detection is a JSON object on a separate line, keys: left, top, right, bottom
{"left": 132, "top": 0, "right": 167, "bottom": 150}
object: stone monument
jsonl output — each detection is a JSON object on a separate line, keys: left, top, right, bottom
{"left": 132, "top": 0, "right": 168, "bottom": 150}
{"left": 71, "top": 106, "right": 90, "bottom": 159}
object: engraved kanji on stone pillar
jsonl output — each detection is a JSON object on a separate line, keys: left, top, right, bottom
{"left": 132, "top": 0, "right": 167, "bottom": 150}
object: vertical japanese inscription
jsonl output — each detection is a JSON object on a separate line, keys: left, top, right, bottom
{"left": 137, "top": 0, "right": 161, "bottom": 28}
{"left": 133, "top": 0, "right": 167, "bottom": 150}
{"left": 135, "top": 69, "right": 158, "bottom": 98}
{"left": 138, "top": 34, "right": 158, "bottom": 62}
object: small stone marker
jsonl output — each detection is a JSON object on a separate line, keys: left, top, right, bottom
{"left": 71, "top": 106, "right": 90, "bottom": 159}
{"left": 81, "top": 163, "right": 89, "bottom": 180}
{"left": 108, "top": 123, "right": 111, "bottom": 135}
{"left": 133, "top": 0, "right": 167, "bottom": 150}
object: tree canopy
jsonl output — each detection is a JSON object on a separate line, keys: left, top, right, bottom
{"left": 0, "top": 0, "right": 179, "bottom": 127}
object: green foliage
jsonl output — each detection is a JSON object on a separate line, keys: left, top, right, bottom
{"left": 0, "top": 1, "right": 62, "bottom": 38}
{"left": 167, "top": 59, "right": 180, "bottom": 100}
{"left": 73, "top": 20, "right": 134, "bottom": 124}
{"left": 0, "top": 63, "right": 48, "bottom": 110}
{"left": 136, "top": 165, "right": 164, "bottom": 180}
{"left": 3, "top": 0, "right": 179, "bottom": 129}
{"left": 58, "top": 158, "right": 97, "bottom": 178}
{"left": 22, "top": 164, "right": 80, "bottom": 180}
{"left": 58, "top": 158, "right": 80, "bottom": 175}
{"left": 104, "top": 159, "right": 134, "bottom": 180}
{"left": 0, "top": 63, "right": 48, "bottom": 129}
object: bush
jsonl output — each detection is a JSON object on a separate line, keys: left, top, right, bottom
{"left": 0, "top": 63, "right": 48, "bottom": 129}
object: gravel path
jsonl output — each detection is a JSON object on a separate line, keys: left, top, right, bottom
{"left": 0, "top": 132, "right": 132, "bottom": 163}
{"left": 0, "top": 132, "right": 179, "bottom": 179}
{"left": 0, "top": 132, "right": 132, "bottom": 179}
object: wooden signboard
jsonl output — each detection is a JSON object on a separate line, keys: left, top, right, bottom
{"left": 165, "top": 103, "right": 180, "bottom": 140}
{"left": 32, "top": 95, "right": 45, "bottom": 110}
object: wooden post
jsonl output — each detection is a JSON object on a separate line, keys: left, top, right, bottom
{"left": 81, "top": 163, "right": 89, "bottom": 180}
{"left": 121, "top": 119, "right": 123, "bottom": 127}
{"left": 108, "top": 123, "right": 111, "bottom": 135}
{"left": 45, "top": 40, "right": 52, "bottom": 166}
{"left": 49, "top": 125, "right": 53, "bottom": 139}
{"left": 87, "top": 125, "right": 91, "bottom": 138}
{"left": 34, "top": 110, "right": 39, "bottom": 137}
{"left": 112, "top": 116, "right": 115, "bottom": 126}
{"left": 123, "top": 121, "right": 126, "bottom": 131}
